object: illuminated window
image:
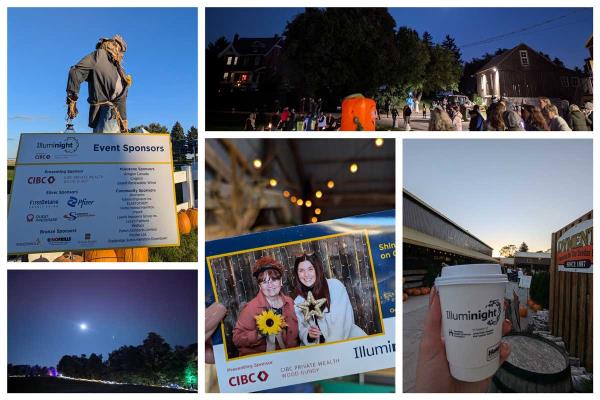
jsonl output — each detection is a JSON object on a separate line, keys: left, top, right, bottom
{"left": 223, "top": 72, "right": 229, "bottom": 80}
{"left": 519, "top": 50, "right": 529, "bottom": 66}
{"left": 226, "top": 56, "right": 233, "bottom": 65}
{"left": 240, "top": 74, "right": 248, "bottom": 82}
{"left": 233, "top": 56, "right": 239, "bottom": 65}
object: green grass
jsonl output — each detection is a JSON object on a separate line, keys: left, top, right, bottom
{"left": 149, "top": 230, "right": 197, "bottom": 262}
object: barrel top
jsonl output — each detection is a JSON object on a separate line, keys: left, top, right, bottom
{"left": 504, "top": 335, "right": 568, "bottom": 374}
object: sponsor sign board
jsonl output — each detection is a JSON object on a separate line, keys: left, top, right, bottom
{"left": 8, "top": 133, "right": 179, "bottom": 254}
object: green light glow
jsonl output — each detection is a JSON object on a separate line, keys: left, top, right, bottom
{"left": 184, "top": 361, "right": 197, "bottom": 388}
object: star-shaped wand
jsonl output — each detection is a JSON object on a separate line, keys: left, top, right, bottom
{"left": 296, "top": 291, "right": 327, "bottom": 323}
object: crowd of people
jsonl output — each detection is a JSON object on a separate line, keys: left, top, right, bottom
{"left": 429, "top": 97, "right": 593, "bottom": 131}
{"left": 244, "top": 107, "right": 342, "bottom": 131}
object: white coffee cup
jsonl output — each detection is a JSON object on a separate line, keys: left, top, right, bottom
{"left": 435, "top": 264, "right": 507, "bottom": 382}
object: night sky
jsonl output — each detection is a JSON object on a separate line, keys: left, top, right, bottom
{"left": 8, "top": 270, "right": 197, "bottom": 368}
{"left": 205, "top": 7, "right": 592, "bottom": 69}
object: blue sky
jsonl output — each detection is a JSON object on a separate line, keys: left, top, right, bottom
{"left": 206, "top": 7, "right": 592, "bottom": 69}
{"left": 403, "top": 140, "right": 593, "bottom": 256}
{"left": 8, "top": 8, "right": 198, "bottom": 158}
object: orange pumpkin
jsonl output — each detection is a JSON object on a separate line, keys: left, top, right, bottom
{"left": 519, "top": 305, "right": 528, "bottom": 318}
{"left": 177, "top": 210, "right": 192, "bottom": 235}
{"left": 116, "top": 248, "right": 149, "bottom": 262}
{"left": 403, "top": 293, "right": 409, "bottom": 302}
{"left": 422, "top": 287, "right": 431, "bottom": 295}
{"left": 341, "top": 94, "right": 377, "bottom": 131}
{"left": 54, "top": 252, "right": 84, "bottom": 262}
{"left": 533, "top": 304, "right": 542, "bottom": 312}
{"left": 186, "top": 208, "right": 198, "bottom": 230}
{"left": 84, "top": 249, "right": 119, "bottom": 262}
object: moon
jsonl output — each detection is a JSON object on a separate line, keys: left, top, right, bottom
{"left": 79, "top": 323, "right": 88, "bottom": 331}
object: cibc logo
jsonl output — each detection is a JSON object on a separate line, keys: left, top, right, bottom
{"left": 228, "top": 371, "right": 269, "bottom": 386}
{"left": 28, "top": 176, "right": 55, "bottom": 184}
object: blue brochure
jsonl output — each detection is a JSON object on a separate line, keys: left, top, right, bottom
{"left": 206, "top": 210, "right": 395, "bottom": 392}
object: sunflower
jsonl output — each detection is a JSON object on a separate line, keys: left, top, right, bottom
{"left": 255, "top": 309, "right": 286, "bottom": 336}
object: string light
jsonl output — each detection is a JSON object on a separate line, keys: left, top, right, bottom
{"left": 327, "top": 180, "right": 335, "bottom": 189}
{"left": 283, "top": 190, "right": 290, "bottom": 198}
{"left": 315, "top": 208, "right": 321, "bottom": 215}
{"left": 315, "top": 190, "right": 323, "bottom": 199}
{"left": 290, "top": 196, "right": 297, "bottom": 203}
{"left": 253, "top": 159, "right": 262, "bottom": 169}
{"left": 269, "top": 178, "right": 277, "bottom": 187}
{"left": 305, "top": 200, "right": 312, "bottom": 207}
{"left": 375, "top": 138, "right": 384, "bottom": 147}
{"left": 350, "top": 163, "right": 358, "bottom": 173}
{"left": 311, "top": 217, "right": 318, "bottom": 223}
{"left": 297, "top": 199, "right": 304, "bottom": 206}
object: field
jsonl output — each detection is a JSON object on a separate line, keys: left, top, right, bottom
{"left": 8, "top": 376, "right": 193, "bottom": 393}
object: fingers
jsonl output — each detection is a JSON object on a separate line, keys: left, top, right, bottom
{"left": 423, "top": 286, "right": 442, "bottom": 341}
{"left": 205, "top": 302, "right": 227, "bottom": 341}
{"left": 502, "top": 319, "right": 512, "bottom": 336}
{"left": 499, "top": 341, "right": 511, "bottom": 364}
{"left": 205, "top": 342, "right": 216, "bottom": 364}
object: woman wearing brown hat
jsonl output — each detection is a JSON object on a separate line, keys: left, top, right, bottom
{"left": 232, "top": 256, "right": 299, "bottom": 356}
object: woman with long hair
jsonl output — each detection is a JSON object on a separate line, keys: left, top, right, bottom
{"left": 428, "top": 107, "right": 455, "bottom": 131}
{"left": 293, "top": 253, "right": 366, "bottom": 345}
{"left": 522, "top": 105, "right": 549, "bottom": 131}
{"left": 485, "top": 101, "right": 507, "bottom": 131}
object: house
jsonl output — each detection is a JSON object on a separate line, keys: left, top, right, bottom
{"left": 217, "top": 34, "right": 283, "bottom": 92}
{"left": 475, "top": 43, "right": 586, "bottom": 104}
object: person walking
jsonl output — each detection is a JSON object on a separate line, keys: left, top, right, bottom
{"left": 403, "top": 105, "right": 412, "bottom": 130}
{"left": 468, "top": 105, "right": 485, "bottom": 131}
{"left": 521, "top": 105, "right": 549, "bottom": 131}
{"left": 450, "top": 105, "right": 462, "bottom": 131}
{"left": 567, "top": 104, "right": 591, "bottom": 131}
{"left": 391, "top": 107, "right": 398, "bottom": 129}
{"left": 428, "top": 107, "right": 455, "bottom": 131}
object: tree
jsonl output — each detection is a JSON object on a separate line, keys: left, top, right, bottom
{"left": 283, "top": 8, "right": 399, "bottom": 100}
{"left": 423, "top": 44, "right": 462, "bottom": 94}
{"left": 205, "top": 36, "right": 230, "bottom": 103}
{"left": 518, "top": 242, "right": 529, "bottom": 252}
{"left": 129, "top": 122, "right": 168, "bottom": 133}
{"left": 499, "top": 244, "right": 517, "bottom": 258}
{"left": 170, "top": 122, "right": 185, "bottom": 142}
{"left": 553, "top": 57, "right": 565, "bottom": 68}
{"left": 422, "top": 31, "right": 433, "bottom": 48}
{"left": 441, "top": 34, "right": 462, "bottom": 63}
{"left": 186, "top": 126, "right": 198, "bottom": 153}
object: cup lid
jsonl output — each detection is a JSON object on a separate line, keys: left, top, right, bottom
{"left": 435, "top": 263, "right": 508, "bottom": 286}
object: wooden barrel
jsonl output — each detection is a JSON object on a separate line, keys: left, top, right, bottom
{"left": 493, "top": 333, "right": 571, "bottom": 392}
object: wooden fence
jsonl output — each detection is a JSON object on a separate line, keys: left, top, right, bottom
{"left": 208, "top": 231, "right": 383, "bottom": 359}
{"left": 549, "top": 210, "right": 593, "bottom": 371}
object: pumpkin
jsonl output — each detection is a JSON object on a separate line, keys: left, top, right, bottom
{"left": 403, "top": 293, "right": 409, "bottom": 302}
{"left": 186, "top": 208, "right": 198, "bottom": 230}
{"left": 519, "top": 305, "right": 528, "bottom": 318}
{"left": 422, "top": 287, "right": 431, "bottom": 295}
{"left": 177, "top": 210, "right": 192, "bottom": 235}
{"left": 84, "top": 249, "right": 119, "bottom": 262}
{"left": 116, "top": 248, "right": 149, "bottom": 262}
{"left": 341, "top": 94, "right": 377, "bottom": 131}
{"left": 533, "top": 304, "right": 542, "bottom": 312}
{"left": 55, "top": 252, "right": 84, "bottom": 262}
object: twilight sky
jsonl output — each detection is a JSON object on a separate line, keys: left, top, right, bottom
{"left": 206, "top": 7, "right": 592, "bottom": 69}
{"left": 8, "top": 270, "right": 197, "bottom": 367}
{"left": 403, "top": 140, "right": 592, "bottom": 256}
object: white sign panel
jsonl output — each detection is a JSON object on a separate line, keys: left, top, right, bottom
{"left": 556, "top": 219, "right": 593, "bottom": 273}
{"left": 8, "top": 133, "right": 179, "bottom": 254}
{"left": 519, "top": 275, "right": 532, "bottom": 289}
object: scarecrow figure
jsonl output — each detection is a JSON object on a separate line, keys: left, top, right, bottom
{"left": 66, "top": 34, "right": 130, "bottom": 133}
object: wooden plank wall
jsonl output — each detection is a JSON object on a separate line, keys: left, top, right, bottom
{"left": 209, "top": 232, "right": 383, "bottom": 359}
{"left": 549, "top": 210, "right": 593, "bottom": 371}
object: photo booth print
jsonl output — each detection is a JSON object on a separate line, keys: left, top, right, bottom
{"left": 209, "top": 231, "right": 383, "bottom": 359}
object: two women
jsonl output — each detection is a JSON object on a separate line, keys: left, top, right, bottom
{"left": 233, "top": 253, "right": 366, "bottom": 356}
